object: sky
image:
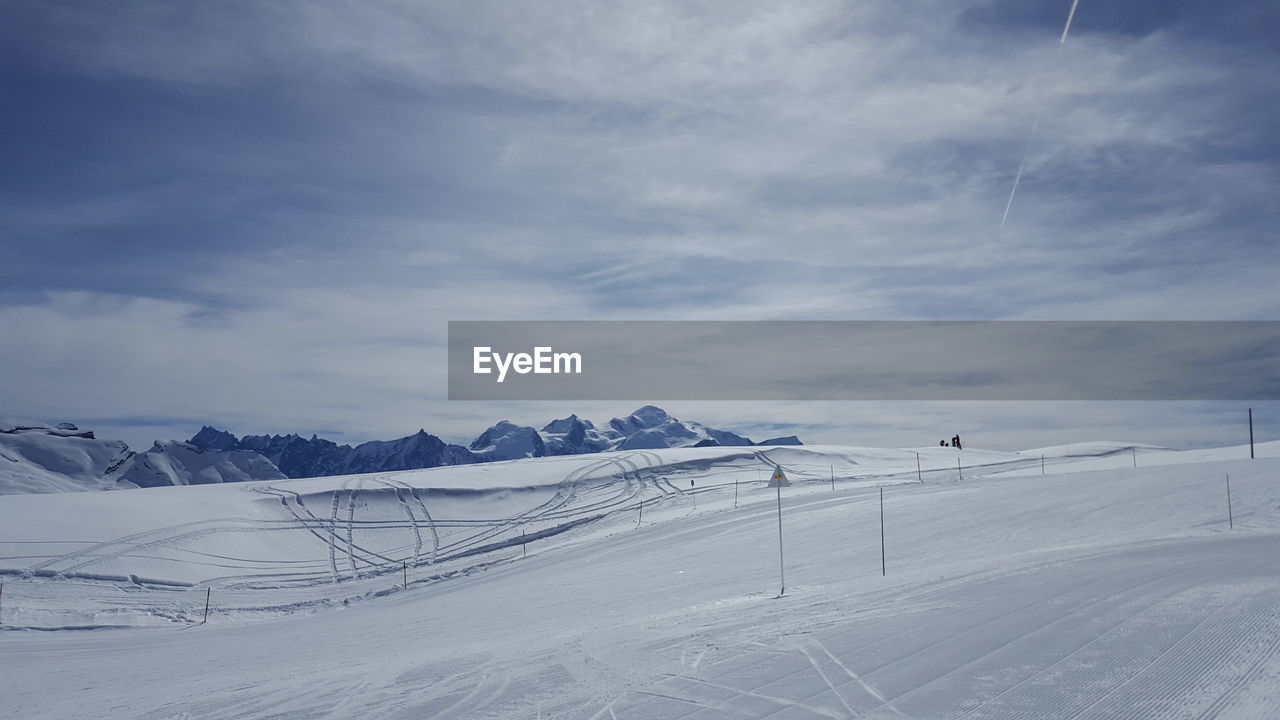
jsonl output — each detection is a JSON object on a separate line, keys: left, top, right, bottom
{"left": 1, "top": 0, "right": 1278, "bottom": 452}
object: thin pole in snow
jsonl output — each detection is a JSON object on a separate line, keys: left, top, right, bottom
{"left": 202, "top": 587, "right": 211, "bottom": 624}
{"left": 403, "top": 560, "right": 408, "bottom": 590}
{"left": 734, "top": 476, "right": 739, "bottom": 508}
{"left": 1041, "top": 455, "right": 1045, "bottom": 475}
{"left": 879, "top": 487, "right": 886, "bottom": 577}
{"left": 831, "top": 465, "right": 835, "bottom": 491}
{"left": 1132, "top": 446, "right": 1137, "bottom": 468}
{"left": 0, "top": 581, "right": 4, "bottom": 625}
{"left": 522, "top": 530, "right": 528, "bottom": 558}
{"left": 957, "top": 457, "right": 962, "bottom": 483}
{"left": 1249, "top": 408, "right": 1255, "bottom": 459}
{"left": 637, "top": 498, "right": 643, "bottom": 527}
{"left": 916, "top": 452, "right": 922, "bottom": 483}
{"left": 1227, "top": 474, "right": 1234, "bottom": 529}
{"left": 775, "top": 484, "right": 786, "bottom": 597}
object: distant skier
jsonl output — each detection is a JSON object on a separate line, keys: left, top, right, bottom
{"left": 952, "top": 435, "right": 962, "bottom": 450}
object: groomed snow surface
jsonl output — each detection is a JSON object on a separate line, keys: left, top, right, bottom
{"left": 3, "top": 441, "right": 1280, "bottom": 719}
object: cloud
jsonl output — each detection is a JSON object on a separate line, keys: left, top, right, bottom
{"left": 3, "top": 1, "right": 1278, "bottom": 448}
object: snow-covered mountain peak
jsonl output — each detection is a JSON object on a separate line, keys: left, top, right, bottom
{"left": 470, "top": 421, "right": 546, "bottom": 460}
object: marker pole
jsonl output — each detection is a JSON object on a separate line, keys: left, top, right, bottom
{"left": 202, "top": 587, "right": 211, "bottom": 624}
{"left": 916, "top": 452, "right": 922, "bottom": 483}
{"left": 957, "top": 458, "right": 962, "bottom": 483}
{"left": 1249, "top": 408, "right": 1255, "bottom": 459}
{"left": 637, "top": 498, "right": 643, "bottom": 527}
{"left": 1041, "top": 455, "right": 1045, "bottom": 475}
{"left": 734, "top": 476, "right": 739, "bottom": 508}
{"left": 831, "top": 465, "right": 835, "bottom": 491}
{"left": 522, "top": 530, "right": 527, "bottom": 558}
{"left": 879, "top": 487, "right": 886, "bottom": 577}
{"left": 1227, "top": 474, "right": 1234, "bottom": 529}
{"left": 1132, "top": 446, "right": 1137, "bottom": 468}
{"left": 776, "top": 484, "right": 786, "bottom": 596}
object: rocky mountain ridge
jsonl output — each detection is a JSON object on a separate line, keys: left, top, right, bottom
{"left": 191, "top": 406, "right": 802, "bottom": 479}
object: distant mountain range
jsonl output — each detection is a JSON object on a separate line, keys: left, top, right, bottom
{"left": 190, "top": 406, "right": 802, "bottom": 479}
{"left": 0, "top": 407, "right": 800, "bottom": 493}
{"left": 0, "top": 419, "right": 285, "bottom": 494}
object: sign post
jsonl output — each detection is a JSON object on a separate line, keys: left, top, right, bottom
{"left": 768, "top": 466, "right": 790, "bottom": 597}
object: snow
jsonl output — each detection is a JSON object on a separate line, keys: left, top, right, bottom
{"left": 0, "top": 426, "right": 135, "bottom": 494}
{"left": 3, "top": 440, "right": 1280, "bottom": 718}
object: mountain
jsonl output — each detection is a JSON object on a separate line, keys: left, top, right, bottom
{"left": 540, "top": 414, "right": 614, "bottom": 456}
{"left": 605, "top": 406, "right": 755, "bottom": 450}
{"left": 190, "top": 406, "right": 791, "bottom": 476}
{"left": 234, "top": 433, "right": 353, "bottom": 479}
{"left": 0, "top": 419, "right": 135, "bottom": 494}
{"left": 345, "top": 430, "right": 477, "bottom": 473}
{"left": 758, "top": 435, "right": 803, "bottom": 446}
{"left": 194, "top": 426, "right": 478, "bottom": 478}
{"left": 4, "top": 407, "right": 801, "bottom": 493}
{"left": 469, "top": 421, "right": 546, "bottom": 461}
{"left": 1, "top": 420, "right": 286, "bottom": 494}
{"left": 116, "top": 440, "right": 286, "bottom": 488}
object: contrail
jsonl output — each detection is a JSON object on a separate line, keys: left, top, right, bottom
{"left": 1000, "top": 0, "right": 1082, "bottom": 228}
{"left": 1060, "top": 0, "right": 1081, "bottom": 45}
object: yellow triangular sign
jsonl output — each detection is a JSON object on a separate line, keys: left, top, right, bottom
{"left": 767, "top": 466, "right": 790, "bottom": 487}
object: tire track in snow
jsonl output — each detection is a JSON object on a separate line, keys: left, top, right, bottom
{"left": 260, "top": 483, "right": 395, "bottom": 581}
{"left": 373, "top": 476, "right": 422, "bottom": 569}
{"left": 325, "top": 480, "right": 344, "bottom": 582}
{"left": 345, "top": 476, "right": 362, "bottom": 580}
{"left": 380, "top": 475, "right": 440, "bottom": 565}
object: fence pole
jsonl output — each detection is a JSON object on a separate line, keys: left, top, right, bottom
{"left": 202, "top": 587, "right": 211, "bottom": 624}
{"left": 1250, "top": 408, "right": 1255, "bottom": 459}
{"left": 916, "top": 452, "right": 922, "bottom": 483}
{"left": 403, "top": 560, "right": 408, "bottom": 590}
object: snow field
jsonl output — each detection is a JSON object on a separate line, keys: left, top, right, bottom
{"left": 2, "top": 441, "right": 1280, "bottom": 718}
